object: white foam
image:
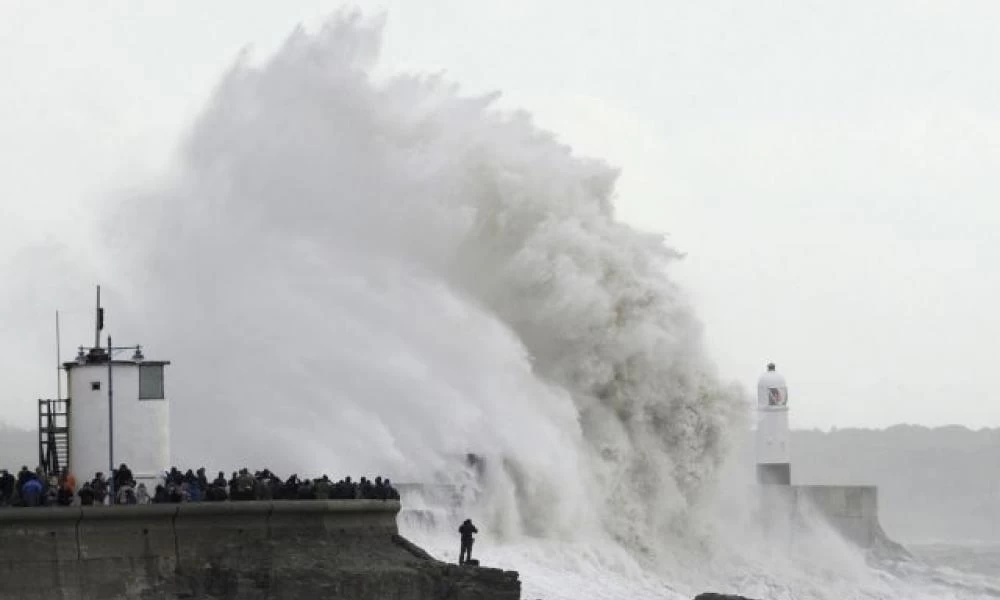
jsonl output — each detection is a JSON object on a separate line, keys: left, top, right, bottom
{"left": 68, "top": 11, "right": 1000, "bottom": 600}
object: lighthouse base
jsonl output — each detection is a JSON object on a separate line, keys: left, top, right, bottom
{"left": 756, "top": 463, "right": 791, "bottom": 485}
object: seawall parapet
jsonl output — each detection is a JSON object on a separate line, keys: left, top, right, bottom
{"left": 0, "top": 500, "right": 520, "bottom": 600}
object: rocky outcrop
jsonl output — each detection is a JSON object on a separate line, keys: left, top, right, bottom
{"left": 693, "top": 594, "right": 760, "bottom": 600}
{"left": 0, "top": 500, "right": 520, "bottom": 600}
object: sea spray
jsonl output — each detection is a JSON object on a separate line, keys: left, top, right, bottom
{"left": 77, "top": 11, "right": 1000, "bottom": 600}
{"left": 100, "top": 10, "right": 743, "bottom": 549}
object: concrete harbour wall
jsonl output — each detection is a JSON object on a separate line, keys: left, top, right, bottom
{"left": 756, "top": 484, "right": 898, "bottom": 552}
{"left": 0, "top": 500, "right": 520, "bottom": 600}
{"left": 795, "top": 485, "right": 879, "bottom": 547}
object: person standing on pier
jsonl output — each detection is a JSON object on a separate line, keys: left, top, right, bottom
{"left": 458, "top": 518, "right": 478, "bottom": 565}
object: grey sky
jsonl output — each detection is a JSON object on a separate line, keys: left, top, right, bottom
{"left": 1, "top": 1, "right": 997, "bottom": 430}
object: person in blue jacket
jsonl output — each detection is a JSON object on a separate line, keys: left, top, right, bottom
{"left": 21, "top": 475, "right": 43, "bottom": 507}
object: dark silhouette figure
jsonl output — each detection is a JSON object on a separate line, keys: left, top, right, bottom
{"left": 228, "top": 471, "right": 239, "bottom": 499}
{"left": 313, "top": 476, "right": 332, "bottom": 499}
{"left": 0, "top": 469, "right": 14, "bottom": 506}
{"left": 297, "top": 479, "right": 314, "bottom": 500}
{"left": 113, "top": 463, "right": 135, "bottom": 502}
{"left": 383, "top": 478, "right": 400, "bottom": 500}
{"left": 234, "top": 469, "right": 254, "bottom": 501}
{"left": 207, "top": 471, "right": 228, "bottom": 501}
{"left": 57, "top": 484, "right": 74, "bottom": 506}
{"left": 16, "top": 466, "right": 31, "bottom": 496}
{"left": 458, "top": 518, "right": 478, "bottom": 565}
{"left": 78, "top": 482, "right": 96, "bottom": 506}
{"left": 152, "top": 485, "right": 169, "bottom": 504}
{"left": 91, "top": 473, "right": 108, "bottom": 505}
{"left": 167, "top": 485, "right": 183, "bottom": 503}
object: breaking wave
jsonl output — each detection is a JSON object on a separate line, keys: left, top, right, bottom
{"left": 103, "top": 11, "right": 740, "bottom": 544}
{"left": 74, "top": 11, "right": 1000, "bottom": 600}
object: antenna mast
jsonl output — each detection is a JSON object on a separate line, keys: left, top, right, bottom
{"left": 56, "top": 310, "right": 62, "bottom": 399}
{"left": 95, "top": 285, "right": 104, "bottom": 349}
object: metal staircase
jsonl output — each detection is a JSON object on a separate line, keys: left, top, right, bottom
{"left": 38, "top": 398, "right": 70, "bottom": 477}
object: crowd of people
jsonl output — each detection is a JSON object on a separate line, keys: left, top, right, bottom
{"left": 0, "top": 463, "right": 400, "bottom": 507}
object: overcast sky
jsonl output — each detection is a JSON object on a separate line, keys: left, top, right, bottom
{"left": 1, "top": 1, "right": 997, "bottom": 430}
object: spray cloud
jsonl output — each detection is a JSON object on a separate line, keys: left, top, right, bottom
{"left": 101, "top": 11, "right": 743, "bottom": 550}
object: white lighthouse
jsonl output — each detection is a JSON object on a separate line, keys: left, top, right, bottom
{"left": 755, "top": 362, "right": 790, "bottom": 485}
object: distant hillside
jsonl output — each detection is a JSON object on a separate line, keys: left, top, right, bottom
{"left": 790, "top": 425, "right": 1000, "bottom": 543}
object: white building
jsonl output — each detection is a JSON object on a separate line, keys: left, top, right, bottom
{"left": 60, "top": 345, "right": 171, "bottom": 491}
{"left": 755, "top": 362, "right": 790, "bottom": 485}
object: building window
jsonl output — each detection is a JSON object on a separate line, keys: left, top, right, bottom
{"left": 138, "top": 365, "right": 165, "bottom": 400}
{"left": 91, "top": 381, "right": 101, "bottom": 391}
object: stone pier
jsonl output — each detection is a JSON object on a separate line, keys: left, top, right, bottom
{"left": 0, "top": 500, "right": 520, "bottom": 600}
